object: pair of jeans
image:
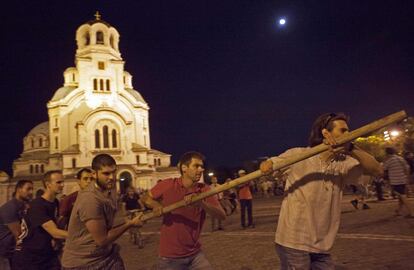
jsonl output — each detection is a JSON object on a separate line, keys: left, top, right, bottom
{"left": 239, "top": 199, "right": 253, "bottom": 227}
{"left": 275, "top": 244, "right": 334, "bottom": 270}
{"left": 158, "top": 251, "right": 213, "bottom": 270}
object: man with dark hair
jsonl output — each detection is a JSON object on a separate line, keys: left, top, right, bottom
{"left": 384, "top": 147, "right": 413, "bottom": 217}
{"left": 237, "top": 169, "right": 254, "bottom": 229}
{"left": 62, "top": 154, "right": 142, "bottom": 270}
{"left": 13, "top": 171, "right": 67, "bottom": 270}
{"left": 58, "top": 168, "right": 94, "bottom": 229}
{"left": 260, "top": 112, "right": 382, "bottom": 269}
{"left": 141, "top": 151, "right": 226, "bottom": 270}
{"left": 35, "top": 189, "right": 44, "bottom": 198}
{"left": 0, "top": 180, "right": 33, "bottom": 270}
{"left": 122, "top": 186, "right": 144, "bottom": 212}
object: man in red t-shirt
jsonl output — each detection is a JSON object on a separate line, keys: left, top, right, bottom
{"left": 58, "top": 168, "right": 94, "bottom": 229}
{"left": 142, "top": 151, "right": 226, "bottom": 270}
{"left": 237, "top": 169, "right": 254, "bottom": 229}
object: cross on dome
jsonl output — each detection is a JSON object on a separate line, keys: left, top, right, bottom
{"left": 94, "top": 11, "right": 101, "bottom": 20}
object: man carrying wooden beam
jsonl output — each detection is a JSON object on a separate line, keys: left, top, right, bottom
{"left": 141, "top": 151, "right": 226, "bottom": 270}
{"left": 260, "top": 112, "right": 382, "bottom": 270}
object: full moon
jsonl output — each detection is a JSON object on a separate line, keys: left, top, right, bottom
{"left": 279, "top": 18, "right": 286, "bottom": 25}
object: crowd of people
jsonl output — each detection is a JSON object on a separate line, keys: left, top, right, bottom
{"left": 0, "top": 112, "right": 413, "bottom": 270}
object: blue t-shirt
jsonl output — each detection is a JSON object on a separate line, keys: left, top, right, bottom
{"left": 0, "top": 198, "right": 25, "bottom": 257}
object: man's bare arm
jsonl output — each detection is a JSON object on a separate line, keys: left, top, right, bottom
{"left": 6, "top": 222, "right": 21, "bottom": 241}
{"left": 200, "top": 201, "right": 226, "bottom": 220}
{"left": 140, "top": 192, "right": 163, "bottom": 216}
{"left": 42, "top": 220, "right": 68, "bottom": 239}
{"left": 350, "top": 145, "right": 383, "bottom": 177}
{"left": 85, "top": 214, "right": 143, "bottom": 247}
{"left": 184, "top": 194, "right": 226, "bottom": 221}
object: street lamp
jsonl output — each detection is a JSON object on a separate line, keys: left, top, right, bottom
{"left": 384, "top": 129, "right": 401, "bottom": 141}
{"left": 390, "top": 130, "right": 400, "bottom": 137}
{"left": 208, "top": 172, "right": 214, "bottom": 177}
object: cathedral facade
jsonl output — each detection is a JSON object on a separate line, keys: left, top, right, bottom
{"left": 1, "top": 14, "right": 179, "bottom": 203}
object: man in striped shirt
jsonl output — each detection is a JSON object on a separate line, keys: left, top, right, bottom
{"left": 383, "top": 147, "right": 413, "bottom": 217}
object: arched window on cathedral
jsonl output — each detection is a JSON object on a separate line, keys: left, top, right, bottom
{"left": 112, "top": 129, "right": 117, "bottom": 148}
{"left": 93, "top": 79, "right": 98, "bottom": 91}
{"left": 72, "top": 158, "right": 77, "bottom": 168}
{"left": 103, "top": 126, "right": 109, "bottom": 148}
{"left": 31, "top": 138, "right": 34, "bottom": 148}
{"left": 40, "top": 165, "right": 44, "bottom": 173}
{"left": 106, "top": 80, "right": 110, "bottom": 91}
{"left": 100, "top": 79, "right": 104, "bottom": 91}
{"left": 95, "top": 129, "right": 100, "bottom": 148}
{"left": 110, "top": 35, "right": 114, "bottom": 48}
{"left": 55, "top": 137, "right": 58, "bottom": 149}
{"left": 39, "top": 138, "right": 43, "bottom": 147}
{"left": 35, "top": 165, "right": 39, "bottom": 174}
{"left": 30, "top": 165, "right": 33, "bottom": 174}
{"left": 72, "top": 73, "right": 76, "bottom": 82}
{"left": 158, "top": 158, "right": 161, "bottom": 166}
{"left": 85, "top": 32, "right": 90, "bottom": 45}
{"left": 96, "top": 31, "right": 104, "bottom": 44}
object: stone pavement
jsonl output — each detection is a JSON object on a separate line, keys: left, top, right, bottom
{"left": 118, "top": 196, "right": 414, "bottom": 269}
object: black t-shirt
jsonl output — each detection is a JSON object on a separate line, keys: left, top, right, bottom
{"left": 122, "top": 193, "right": 141, "bottom": 210}
{"left": 21, "top": 197, "right": 59, "bottom": 252}
{"left": 0, "top": 198, "right": 25, "bottom": 257}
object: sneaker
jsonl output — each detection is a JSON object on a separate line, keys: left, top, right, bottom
{"left": 350, "top": 199, "right": 358, "bottom": 209}
{"left": 362, "top": 204, "right": 370, "bottom": 210}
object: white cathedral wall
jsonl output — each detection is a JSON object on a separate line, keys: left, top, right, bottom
{"left": 0, "top": 183, "right": 14, "bottom": 206}
{"left": 160, "top": 155, "right": 171, "bottom": 167}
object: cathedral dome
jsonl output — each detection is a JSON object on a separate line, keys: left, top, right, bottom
{"left": 63, "top": 67, "right": 78, "bottom": 87}
{"left": 28, "top": 122, "right": 49, "bottom": 136}
{"left": 51, "top": 86, "right": 77, "bottom": 101}
{"left": 23, "top": 122, "right": 49, "bottom": 152}
{"left": 75, "top": 12, "right": 121, "bottom": 58}
{"left": 0, "top": 171, "right": 9, "bottom": 182}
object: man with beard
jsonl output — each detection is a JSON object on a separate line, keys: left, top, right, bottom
{"left": 142, "top": 151, "right": 226, "bottom": 270}
{"left": 260, "top": 113, "right": 382, "bottom": 269}
{"left": 0, "top": 180, "right": 33, "bottom": 270}
{"left": 62, "top": 154, "right": 143, "bottom": 270}
{"left": 13, "top": 171, "right": 68, "bottom": 270}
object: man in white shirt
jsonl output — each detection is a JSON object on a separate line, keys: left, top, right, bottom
{"left": 260, "top": 112, "right": 382, "bottom": 270}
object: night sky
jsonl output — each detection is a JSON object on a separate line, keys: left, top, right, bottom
{"left": 1, "top": 1, "right": 413, "bottom": 174}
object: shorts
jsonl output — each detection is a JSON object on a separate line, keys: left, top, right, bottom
{"left": 391, "top": 184, "right": 406, "bottom": 195}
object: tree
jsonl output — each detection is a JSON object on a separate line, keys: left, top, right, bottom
{"left": 354, "top": 116, "right": 414, "bottom": 161}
